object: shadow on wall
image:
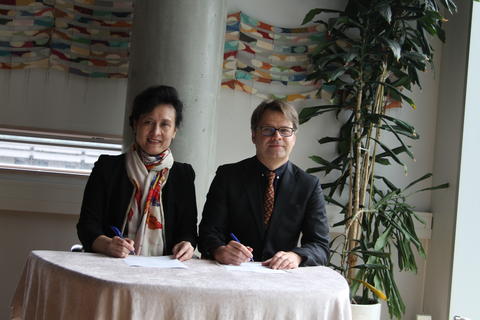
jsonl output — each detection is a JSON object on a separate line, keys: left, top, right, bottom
{"left": 0, "top": 210, "right": 79, "bottom": 319}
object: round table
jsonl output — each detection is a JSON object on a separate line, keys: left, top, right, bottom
{"left": 11, "top": 250, "right": 352, "bottom": 320}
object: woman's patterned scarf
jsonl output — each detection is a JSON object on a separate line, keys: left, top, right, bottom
{"left": 124, "top": 144, "right": 173, "bottom": 256}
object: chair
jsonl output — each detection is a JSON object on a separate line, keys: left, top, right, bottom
{"left": 70, "top": 244, "right": 84, "bottom": 252}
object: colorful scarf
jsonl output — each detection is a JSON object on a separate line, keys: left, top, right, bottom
{"left": 124, "top": 145, "right": 173, "bottom": 256}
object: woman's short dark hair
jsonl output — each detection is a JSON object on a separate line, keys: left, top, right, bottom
{"left": 250, "top": 99, "right": 299, "bottom": 131}
{"left": 129, "top": 85, "right": 183, "bottom": 128}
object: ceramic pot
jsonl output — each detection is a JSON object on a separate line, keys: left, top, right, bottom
{"left": 351, "top": 302, "right": 381, "bottom": 320}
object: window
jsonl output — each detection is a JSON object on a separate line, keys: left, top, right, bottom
{"left": 0, "top": 127, "right": 122, "bottom": 175}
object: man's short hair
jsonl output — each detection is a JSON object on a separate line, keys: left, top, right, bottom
{"left": 250, "top": 99, "right": 299, "bottom": 131}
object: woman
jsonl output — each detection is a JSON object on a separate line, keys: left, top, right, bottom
{"left": 77, "top": 85, "right": 197, "bottom": 261}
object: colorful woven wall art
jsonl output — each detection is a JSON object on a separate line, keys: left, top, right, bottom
{"left": 222, "top": 12, "right": 325, "bottom": 102}
{"left": 0, "top": 0, "right": 133, "bottom": 78}
{"left": 0, "top": 0, "right": 54, "bottom": 70}
{"left": 50, "top": 0, "right": 132, "bottom": 78}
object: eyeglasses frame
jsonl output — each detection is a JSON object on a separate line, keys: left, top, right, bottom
{"left": 257, "top": 126, "right": 296, "bottom": 137}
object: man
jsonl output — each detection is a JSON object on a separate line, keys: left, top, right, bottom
{"left": 199, "top": 100, "right": 329, "bottom": 269}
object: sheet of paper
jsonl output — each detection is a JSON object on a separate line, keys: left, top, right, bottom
{"left": 123, "top": 255, "right": 187, "bottom": 269}
{"left": 221, "top": 262, "right": 286, "bottom": 274}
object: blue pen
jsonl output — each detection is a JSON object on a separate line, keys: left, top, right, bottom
{"left": 229, "top": 233, "right": 253, "bottom": 262}
{"left": 111, "top": 226, "right": 135, "bottom": 255}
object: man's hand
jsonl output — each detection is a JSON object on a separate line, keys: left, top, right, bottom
{"left": 172, "top": 241, "right": 194, "bottom": 261}
{"left": 213, "top": 241, "right": 253, "bottom": 265}
{"left": 262, "top": 251, "right": 302, "bottom": 270}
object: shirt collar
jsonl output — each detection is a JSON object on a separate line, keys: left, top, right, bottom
{"left": 254, "top": 156, "right": 288, "bottom": 177}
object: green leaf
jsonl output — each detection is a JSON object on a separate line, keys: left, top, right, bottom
{"left": 404, "top": 173, "right": 432, "bottom": 190}
{"left": 381, "top": 37, "right": 401, "bottom": 61}
{"left": 414, "top": 183, "right": 449, "bottom": 193}
{"left": 375, "top": 157, "right": 391, "bottom": 165}
{"left": 371, "top": 138, "right": 406, "bottom": 169}
{"left": 390, "top": 75, "right": 411, "bottom": 88}
{"left": 380, "top": 82, "right": 417, "bottom": 109}
{"left": 327, "top": 67, "right": 347, "bottom": 81}
{"left": 302, "top": 9, "right": 323, "bottom": 25}
{"left": 299, "top": 105, "right": 341, "bottom": 124}
{"left": 353, "top": 263, "right": 388, "bottom": 270}
{"left": 375, "top": 146, "right": 411, "bottom": 159}
{"left": 377, "top": 4, "right": 392, "bottom": 23}
{"left": 318, "top": 136, "right": 340, "bottom": 144}
{"left": 381, "top": 119, "right": 415, "bottom": 160}
{"left": 323, "top": 195, "right": 345, "bottom": 208}
{"left": 310, "top": 155, "right": 335, "bottom": 166}
{"left": 374, "top": 227, "right": 392, "bottom": 251}
{"left": 379, "top": 115, "right": 416, "bottom": 135}
{"left": 305, "top": 167, "right": 328, "bottom": 174}
{"left": 374, "top": 175, "right": 399, "bottom": 191}
{"left": 403, "top": 51, "right": 429, "bottom": 65}
{"left": 352, "top": 250, "right": 390, "bottom": 258}
{"left": 302, "top": 8, "right": 342, "bottom": 25}
{"left": 379, "top": 125, "right": 419, "bottom": 139}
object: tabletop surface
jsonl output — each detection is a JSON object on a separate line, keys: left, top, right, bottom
{"left": 32, "top": 250, "right": 346, "bottom": 292}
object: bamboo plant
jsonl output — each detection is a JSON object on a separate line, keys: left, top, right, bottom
{"left": 300, "top": 1, "right": 456, "bottom": 318}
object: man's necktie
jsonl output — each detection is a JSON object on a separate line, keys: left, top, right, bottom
{"left": 263, "top": 171, "right": 276, "bottom": 225}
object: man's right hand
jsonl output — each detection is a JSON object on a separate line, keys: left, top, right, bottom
{"left": 212, "top": 241, "right": 253, "bottom": 265}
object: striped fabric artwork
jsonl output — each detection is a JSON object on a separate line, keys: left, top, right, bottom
{"left": 50, "top": 0, "right": 133, "bottom": 78}
{"left": 0, "top": 0, "right": 54, "bottom": 70}
{"left": 0, "top": 0, "right": 133, "bottom": 78}
{"left": 222, "top": 12, "right": 325, "bottom": 102}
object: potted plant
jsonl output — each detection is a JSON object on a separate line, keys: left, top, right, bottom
{"left": 299, "top": 1, "right": 458, "bottom": 319}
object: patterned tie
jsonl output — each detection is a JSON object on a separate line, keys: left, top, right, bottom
{"left": 263, "top": 171, "right": 276, "bottom": 225}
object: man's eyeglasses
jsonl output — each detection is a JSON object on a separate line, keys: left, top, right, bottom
{"left": 258, "top": 126, "right": 295, "bottom": 137}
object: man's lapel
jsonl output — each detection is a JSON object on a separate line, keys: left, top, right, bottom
{"left": 243, "top": 157, "right": 265, "bottom": 238}
{"left": 269, "top": 161, "right": 296, "bottom": 228}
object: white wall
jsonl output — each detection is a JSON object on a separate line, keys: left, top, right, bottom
{"left": 0, "top": 1, "right": 453, "bottom": 319}
{"left": 0, "top": 69, "right": 127, "bottom": 136}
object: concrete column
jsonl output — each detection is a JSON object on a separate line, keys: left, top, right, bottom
{"left": 123, "top": 0, "right": 226, "bottom": 208}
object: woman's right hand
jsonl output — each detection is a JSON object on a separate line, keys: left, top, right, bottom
{"left": 92, "top": 235, "right": 135, "bottom": 258}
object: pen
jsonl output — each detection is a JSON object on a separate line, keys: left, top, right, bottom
{"left": 111, "top": 226, "right": 135, "bottom": 255}
{"left": 229, "top": 232, "right": 253, "bottom": 262}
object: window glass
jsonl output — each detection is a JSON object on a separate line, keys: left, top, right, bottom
{"left": 0, "top": 131, "right": 122, "bottom": 175}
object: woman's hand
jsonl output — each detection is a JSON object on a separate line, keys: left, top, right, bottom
{"left": 172, "top": 241, "right": 194, "bottom": 261}
{"left": 92, "top": 235, "right": 135, "bottom": 258}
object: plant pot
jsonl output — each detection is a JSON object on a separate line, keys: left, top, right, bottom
{"left": 351, "top": 302, "right": 381, "bottom": 320}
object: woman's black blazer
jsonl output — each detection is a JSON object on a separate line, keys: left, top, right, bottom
{"left": 77, "top": 154, "right": 198, "bottom": 253}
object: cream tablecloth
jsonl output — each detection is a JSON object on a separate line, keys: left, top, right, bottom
{"left": 11, "top": 250, "right": 351, "bottom": 320}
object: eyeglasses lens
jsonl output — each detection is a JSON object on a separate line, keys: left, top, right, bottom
{"left": 260, "top": 127, "right": 293, "bottom": 137}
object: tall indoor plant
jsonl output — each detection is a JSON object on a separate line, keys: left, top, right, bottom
{"left": 300, "top": 1, "right": 456, "bottom": 318}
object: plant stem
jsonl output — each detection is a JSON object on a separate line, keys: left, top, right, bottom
{"left": 347, "top": 80, "right": 364, "bottom": 282}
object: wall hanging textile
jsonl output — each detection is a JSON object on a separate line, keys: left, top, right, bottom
{"left": 0, "top": 0, "right": 133, "bottom": 78}
{"left": 222, "top": 12, "right": 325, "bottom": 102}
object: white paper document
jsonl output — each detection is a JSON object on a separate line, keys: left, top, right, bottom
{"left": 221, "top": 262, "right": 286, "bottom": 274}
{"left": 123, "top": 255, "right": 187, "bottom": 269}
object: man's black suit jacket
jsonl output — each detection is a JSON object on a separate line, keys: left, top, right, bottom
{"left": 199, "top": 156, "right": 329, "bottom": 266}
{"left": 77, "top": 154, "right": 198, "bottom": 253}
